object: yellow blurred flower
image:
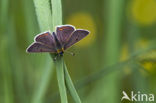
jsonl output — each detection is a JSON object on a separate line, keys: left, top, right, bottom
{"left": 136, "top": 39, "right": 156, "bottom": 73}
{"left": 139, "top": 51, "right": 156, "bottom": 74}
{"left": 142, "top": 62, "right": 154, "bottom": 71}
{"left": 129, "top": 0, "right": 156, "bottom": 26}
{"left": 66, "top": 12, "right": 96, "bottom": 47}
{"left": 120, "top": 40, "right": 156, "bottom": 75}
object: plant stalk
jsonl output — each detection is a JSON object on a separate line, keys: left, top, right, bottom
{"left": 55, "top": 56, "right": 68, "bottom": 103}
{"left": 64, "top": 62, "right": 82, "bottom": 103}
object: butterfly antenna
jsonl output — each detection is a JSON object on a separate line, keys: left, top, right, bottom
{"left": 65, "top": 51, "right": 75, "bottom": 56}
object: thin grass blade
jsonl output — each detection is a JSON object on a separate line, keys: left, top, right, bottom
{"left": 55, "top": 56, "right": 68, "bottom": 103}
{"left": 64, "top": 62, "right": 82, "bottom": 103}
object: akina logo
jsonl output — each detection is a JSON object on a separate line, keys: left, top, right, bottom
{"left": 121, "top": 91, "right": 154, "bottom": 102}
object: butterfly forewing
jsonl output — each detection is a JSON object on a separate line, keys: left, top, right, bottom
{"left": 27, "top": 32, "right": 57, "bottom": 53}
{"left": 35, "top": 32, "right": 55, "bottom": 47}
{"left": 26, "top": 42, "right": 57, "bottom": 53}
{"left": 56, "top": 25, "right": 75, "bottom": 45}
{"left": 64, "top": 30, "right": 89, "bottom": 50}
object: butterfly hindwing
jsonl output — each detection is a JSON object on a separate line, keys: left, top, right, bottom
{"left": 26, "top": 42, "right": 57, "bottom": 53}
{"left": 64, "top": 29, "right": 89, "bottom": 50}
{"left": 56, "top": 25, "right": 75, "bottom": 45}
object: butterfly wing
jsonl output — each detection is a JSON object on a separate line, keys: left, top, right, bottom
{"left": 27, "top": 31, "right": 57, "bottom": 53}
{"left": 56, "top": 25, "right": 75, "bottom": 45}
{"left": 26, "top": 42, "right": 57, "bottom": 53}
{"left": 35, "top": 32, "right": 55, "bottom": 46}
{"left": 64, "top": 29, "right": 89, "bottom": 50}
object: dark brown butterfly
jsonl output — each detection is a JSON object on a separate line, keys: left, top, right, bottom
{"left": 26, "top": 25, "right": 90, "bottom": 55}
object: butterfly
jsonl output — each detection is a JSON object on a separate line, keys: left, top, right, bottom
{"left": 26, "top": 25, "right": 90, "bottom": 55}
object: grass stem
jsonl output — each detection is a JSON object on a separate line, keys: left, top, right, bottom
{"left": 32, "top": 58, "right": 54, "bottom": 103}
{"left": 32, "top": 0, "right": 54, "bottom": 103}
{"left": 55, "top": 56, "right": 68, "bottom": 103}
{"left": 51, "top": 0, "right": 62, "bottom": 28}
{"left": 64, "top": 62, "right": 82, "bottom": 103}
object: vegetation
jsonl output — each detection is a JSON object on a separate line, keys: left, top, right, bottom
{"left": 0, "top": 0, "right": 156, "bottom": 103}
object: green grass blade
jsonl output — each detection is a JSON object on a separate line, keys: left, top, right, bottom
{"left": 0, "top": 36, "right": 14, "bottom": 103}
{"left": 101, "top": 0, "right": 125, "bottom": 103}
{"left": 0, "top": 0, "right": 9, "bottom": 31}
{"left": 55, "top": 56, "right": 68, "bottom": 103}
{"left": 32, "top": 0, "right": 54, "bottom": 103}
{"left": 23, "top": 0, "right": 38, "bottom": 42}
{"left": 8, "top": 17, "right": 28, "bottom": 103}
{"left": 64, "top": 62, "right": 82, "bottom": 103}
{"left": 51, "top": 0, "right": 62, "bottom": 29}
{"left": 84, "top": 0, "right": 125, "bottom": 102}
{"left": 33, "top": 0, "right": 52, "bottom": 32}
{"left": 32, "top": 57, "right": 54, "bottom": 103}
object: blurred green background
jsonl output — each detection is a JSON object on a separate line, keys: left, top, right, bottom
{"left": 0, "top": 0, "right": 156, "bottom": 103}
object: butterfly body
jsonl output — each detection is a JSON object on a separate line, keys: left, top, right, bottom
{"left": 26, "top": 25, "right": 89, "bottom": 55}
{"left": 52, "top": 32, "right": 64, "bottom": 55}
